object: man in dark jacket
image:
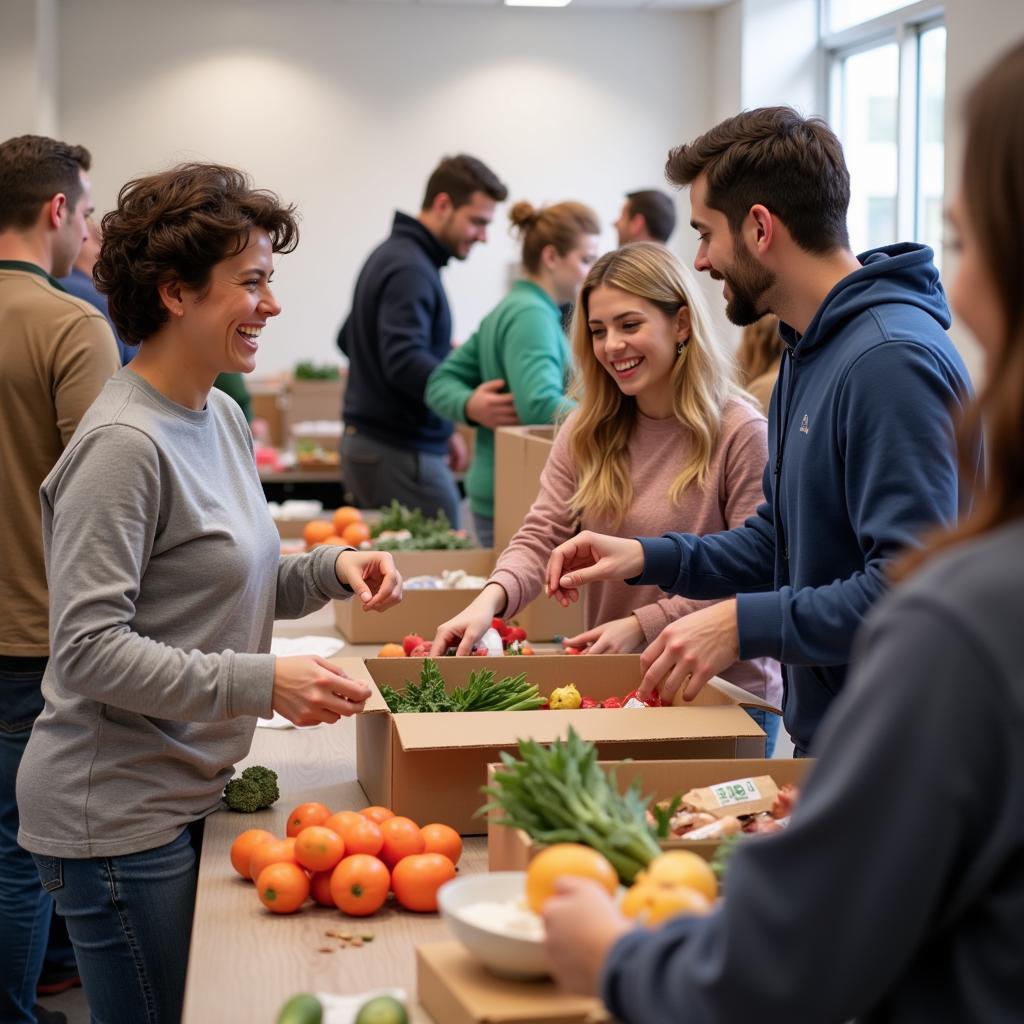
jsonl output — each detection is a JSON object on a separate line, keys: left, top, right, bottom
{"left": 547, "top": 107, "right": 978, "bottom": 755}
{"left": 337, "top": 154, "right": 510, "bottom": 526}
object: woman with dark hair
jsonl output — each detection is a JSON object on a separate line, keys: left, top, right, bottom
{"left": 16, "top": 164, "right": 402, "bottom": 1022}
{"left": 542, "top": 42, "right": 1024, "bottom": 1022}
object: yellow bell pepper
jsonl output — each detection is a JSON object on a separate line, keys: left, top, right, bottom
{"left": 548, "top": 683, "right": 582, "bottom": 710}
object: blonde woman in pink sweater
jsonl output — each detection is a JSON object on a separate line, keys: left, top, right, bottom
{"left": 431, "top": 243, "right": 781, "bottom": 747}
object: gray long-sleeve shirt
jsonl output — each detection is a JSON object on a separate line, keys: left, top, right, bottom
{"left": 602, "top": 517, "right": 1024, "bottom": 1023}
{"left": 18, "top": 368, "right": 353, "bottom": 858}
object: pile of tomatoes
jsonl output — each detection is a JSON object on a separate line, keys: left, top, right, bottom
{"left": 230, "top": 802, "right": 461, "bottom": 917}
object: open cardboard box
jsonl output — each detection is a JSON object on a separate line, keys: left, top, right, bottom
{"left": 333, "top": 548, "right": 495, "bottom": 643}
{"left": 273, "top": 509, "right": 336, "bottom": 540}
{"left": 337, "top": 654, "right": 775, "bottom": 835}
{"left": 417, "top": 941, "right": 609, "bottom": 1024}
{"left": 487, "top": 756, "right": 811, "bottom": 870}
{"left": 493, "top": 426, "right": 583, "bottom": 642}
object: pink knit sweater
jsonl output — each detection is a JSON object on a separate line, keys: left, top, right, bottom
{"left": 489, "top": 400, "right": 783, "bottom": 705}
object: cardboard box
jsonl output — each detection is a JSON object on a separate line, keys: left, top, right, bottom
{"left": 417, "top": 941, "right": 609, "bottom": 1024}
{"left": 333, "top": 549, "right": 495, "bottom": 643}
{"left": 340, "top": 653, "right": 772, "bottom": 835}
{"left": 493, "top": 426, "right": 583, "bottom": 642}
{"left": 487, "top": 757, "right": 811, "bottom": 871}
{"left": 283, "top": 375, "right": 346, "bottom": 438}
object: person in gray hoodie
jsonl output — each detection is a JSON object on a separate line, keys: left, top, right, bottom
{"left": 541, "top": 39, "right": 1024, "bottom": 1023}
{"left": 17, "top": 163, "right": 402, "bottom": 1024}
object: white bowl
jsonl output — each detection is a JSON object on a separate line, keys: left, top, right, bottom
{"left": 437, "top": 871, "right": 549, "bottom": 980}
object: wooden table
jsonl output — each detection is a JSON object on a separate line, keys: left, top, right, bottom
{"left": 181, "top": 627, "right": 486, "bottom": 1023}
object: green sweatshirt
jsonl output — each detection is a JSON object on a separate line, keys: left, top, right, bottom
{"left": 425, "top": 280, "right": 575, "bottom": 519}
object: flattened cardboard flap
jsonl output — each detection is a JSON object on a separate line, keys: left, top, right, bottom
{"left": 417, "top": 941, "right": 608, "bottom": 1024}
{"left": 390, "top": 705, "right": 764, "bottom": 753}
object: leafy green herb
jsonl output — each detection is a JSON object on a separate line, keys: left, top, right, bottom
{"left": 479, "top": 728, "right": 662, "bottom": 884}
{"left": 379, "top": 660, "right": 545, "bottom": 714}
{"left": 651, "top": 794, "right": 684, "bottom": 839}
{"left": 293, "top": 361, "right": 340, "bottom": 380}
{"left": 370, "top": 501, "right": 474, "bottom": 551}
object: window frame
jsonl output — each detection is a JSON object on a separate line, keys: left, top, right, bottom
{"left": 821, "top": 0, "right": 945, "bottom": 246}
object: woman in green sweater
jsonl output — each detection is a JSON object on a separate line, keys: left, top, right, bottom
{"left": 426, "top": 199, "right": 600, "bottom": 547}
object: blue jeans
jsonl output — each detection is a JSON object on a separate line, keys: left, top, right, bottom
{"left": 744, "top": 706, "right": 781, "bottom": 758}
{"left": 32, "top": 820, "right": 204, "bottom": 1024}
{"left": 472, "top": 512, "right": 494, "bottom": 549}
{"left": 0, "top": 657, "right": 52, "bottom": 1024}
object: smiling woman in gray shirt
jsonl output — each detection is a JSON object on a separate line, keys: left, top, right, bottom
{"left": 16, "top": 164, "right": 402, "bottom": 1024}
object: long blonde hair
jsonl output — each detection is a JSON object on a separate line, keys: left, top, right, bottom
{"left": 566, "top": 242, "right": 745, "bottom": 528}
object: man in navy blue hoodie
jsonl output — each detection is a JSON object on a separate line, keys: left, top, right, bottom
{"left": 547, "top": 107, "right": 978, "bottom": 755}
{"left": 338, "top": 154, "right": 510, "bottom": 526}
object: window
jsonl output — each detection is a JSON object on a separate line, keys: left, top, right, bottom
{"left": 824, "top": 2, "right": 946, "bottom": 270}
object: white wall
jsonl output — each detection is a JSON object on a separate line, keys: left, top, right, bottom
{"left": 941, "top": 0, "right": 1024, "bottom": 384}
{"left": 0, "top": 0, "right": 58, "bottom": 138}
{"left": 57, "top": 0, "right": 716, "bottom": 374}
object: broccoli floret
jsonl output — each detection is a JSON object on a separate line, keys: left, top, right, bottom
{"left": 222, "top": 777, "right": 266, "bottom": 813}
{"left": 241, "top": 765, "right": 280, "bottom": 807}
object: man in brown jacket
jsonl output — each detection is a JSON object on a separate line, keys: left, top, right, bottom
{"left": 0, "top": 135, "right": 119, "bottom": 1024}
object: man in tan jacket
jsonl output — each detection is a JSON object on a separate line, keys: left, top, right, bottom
{"left": 0, "top": 135, "right": 119, "bottom": 1024}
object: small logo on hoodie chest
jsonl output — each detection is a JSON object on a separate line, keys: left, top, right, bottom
{"left": 799, "top": 414, "right": 810, "bottom": 434}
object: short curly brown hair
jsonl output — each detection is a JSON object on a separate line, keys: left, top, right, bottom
{"left": 95, "top": 163, "right": 299, "bottom": 345}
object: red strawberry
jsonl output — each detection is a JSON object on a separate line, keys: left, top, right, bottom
{"left": 409, "top": 642, "right": 432, "bottom": 657}
{"left": 507, "top": 626, "right": 527, "bottom": 643}
{"left": 602, "top": 696, "right": 623, "bottom": 709}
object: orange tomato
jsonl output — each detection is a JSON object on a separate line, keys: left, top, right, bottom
{"left": 257, "top": 862, "right": 310, "bottom": 914}
{"left": 391, "top": 853, "right": 456, "bottom": 913}
{"left": 329, "top": 854, "right": 390, "bottom": 916}
{"left": 420, "top": 823, "right": 462, "bottom": 866}
{"left": 294, "top": 825, "right": 345, "bottom": 873}
{"left": 524, "top": 843, "right": 618, "bottom": 914}
{"left": 286, "top": 802, "right": 332, "bottom": 837}
{"left": 360, "top": 806, "right": 395, "bottom": 826}
{"left": 337, "top": 816, "right": 384, "bottom": 858}
{"left": 248, "top": 837, "right": 298, "bottom": 884}
{"left": 378, "top": 816, "right": 425, "bottom": 869}
{"left": 333, "top": 506, "right": 364, "bottom": 534}
{"left": 309, "top": 870, "right": 336, "bottom": 908}
{"left": 376, "top": 644, "right": 406, "bottom": 658}
{"left": 303, "top": 520, "right": 335, "bottom": 548}
{"left": 341, "top": 521, "right": 371, "bottom": 547}
{"left": 229, "top": 828, "right": 276, "bottom": 880}
{"left": 324, "top": 810, "right": 364, "bottom": 835}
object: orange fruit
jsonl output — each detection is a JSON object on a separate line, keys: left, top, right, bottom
{"left": 336, "top": 816, "right": 384, "bottom": 858}
{"left": 257, "top": 862, "right": 310, "bottom": 914}
{"left": 303, "top": 520, "right": 335, "bottom": 548}
{"left": 341, "top": 521, "right": 371, "bottom": 547}
{"left": 286, "top": 801, "right": 332, "bottom": 838}
{"left": 620, "top": 882, "right": 711, "bottom": 925}
{"left": 377, "top": 643, "right": 406, "bottom": 658}
{"left": 322, "top": 535, "right": 348, "bottom": 546}
{"left": 229, "top": 828, "right": 276, "bottom": 880}
{"left": 525, "top": 843, "right": 618, "bottom": 914}
{"left": 248, "top": 837, "right": 298, "bottom": 884}
{"left": 378, "top": 816, "right": 426, "bottom": 869}
{"left": 324, "top": 810, "right": 364, "bottom": 835}
{"left": 294, "top": 825, "right": 345, "bottom": 873}
{"left": 309, "top": 870, "right": 336, "bottom": 907}
{"left": 360, "top": 806, "right": 395, "bottom": 826}
{"left": 638, "top": 851, "right": 718, "bottom": 903}
{"left": 420, "top": 823, "right": 462, "bottom": 866}
{"left": 330, "top": 854, "right": 390, "bottom": 917}
{"left": 391, "top": 853, "right": 456, "bottom": 913}
{"left": 333, "top": 506, "right": 364, "bottom": 534}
